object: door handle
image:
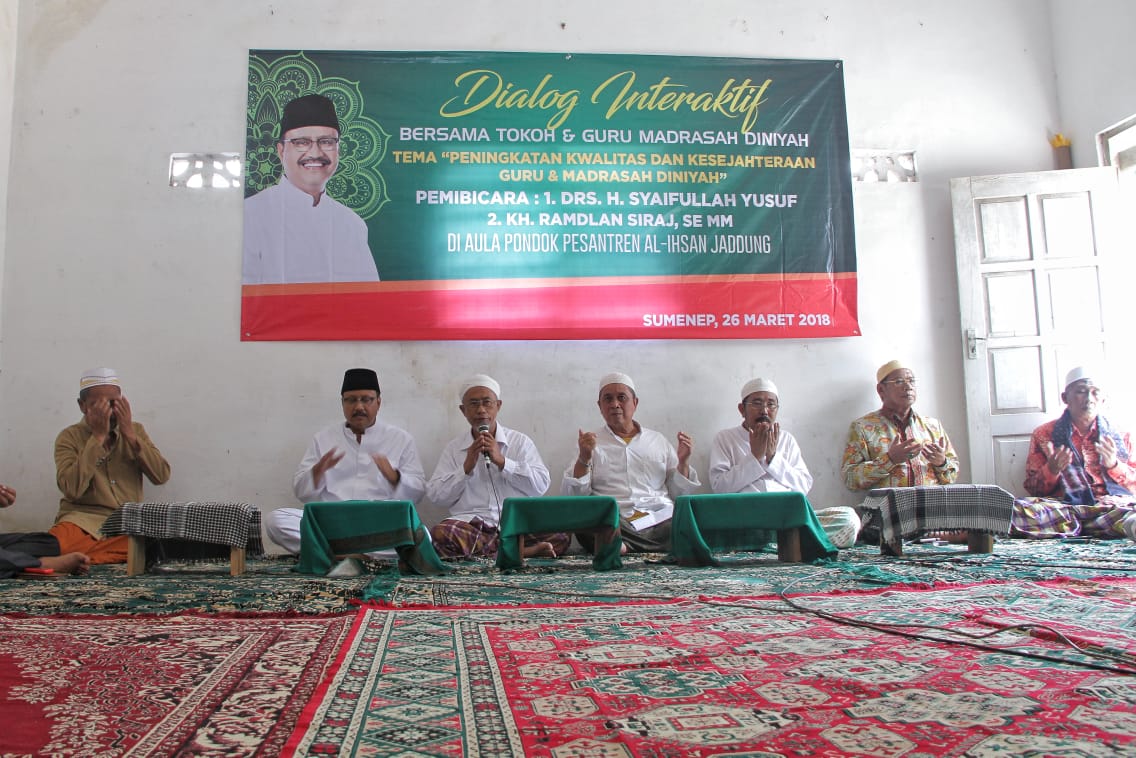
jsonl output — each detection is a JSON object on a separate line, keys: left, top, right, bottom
{"left": 965, "top": 328, "right": 986, "bottom": 360}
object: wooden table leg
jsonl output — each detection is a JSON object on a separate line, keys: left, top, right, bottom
{"left": 777, "top": 528, "right": 802, "bottom": 562}
{"left": 517, "top": 536, "right": 526, "bottom": 567}
{"left": 230, "top": 546, "right": 247, "bottom": 576}
{"left": 127, "top": 535, "right": 146, "bottom": 576}
{"left": 967, "top": 533, "right": 995, "bottom": 553}
{"left": 881, "top": 539, "right": 904, "bottom": 557}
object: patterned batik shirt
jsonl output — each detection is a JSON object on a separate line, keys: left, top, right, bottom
{"left": 841, "top": 409, "right": 959, "bottom": 491}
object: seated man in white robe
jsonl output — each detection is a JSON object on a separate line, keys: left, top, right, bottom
{"left": 266, "top": 368, "right": 426, "bottom": 561}
{"left": 710, "top": 378, "right": 860, "bottom": 548}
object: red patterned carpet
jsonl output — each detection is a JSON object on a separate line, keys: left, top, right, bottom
{"left": 2, "top": 544, "right": 1135, "bottom": 756}
{"left": 0, "top": 613, "right": 354, "bottom": 756}
{"left": 286, "top": 578, "right": 1136, "bottom": 757}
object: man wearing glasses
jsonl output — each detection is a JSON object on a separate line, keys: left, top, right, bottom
{"left": 710, "top": 378, "right": 861, "bottom": 548}
{"left": 243, "top": 93, "right": 379, "bottom": 284}
{"left": 1014, "top": 366, "right": 1136, "bottom": 539}
{"left": 264, "top": 368, "right": 424, "bottom": 554}
{"left": 841, "top": 360, "right": 958, "bottom": 491}
{"left": 427, "top": 375, "right": 563, "bottom": 560}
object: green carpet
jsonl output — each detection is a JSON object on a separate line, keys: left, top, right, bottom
{"left": 376, "top": 539, "right": 1136, "bottom": 608}
{"left": 1, "top": 540, "right": 1133, "bottom": 616}
{"left": 0, "top": 555, "right": 375, "bottom": 616}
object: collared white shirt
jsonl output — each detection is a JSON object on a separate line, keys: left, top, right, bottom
{"left": 560, "top": 423, "right": 700, "bottom": 522}
{"left": 243, "top": 179, "right": 379, "bottom": 285}
{"left": 426, "top": 423, "right": 550, "bottom": 528}
{"left": 709, "top": 424, "right": 814, "bottom": 495}
{"left": 293, "top": 420, "right": 425, "bottom": 505}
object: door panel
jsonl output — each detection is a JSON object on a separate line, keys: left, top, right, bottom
{"left": 952, "top": 167, "right": 1121, "bottom": 496}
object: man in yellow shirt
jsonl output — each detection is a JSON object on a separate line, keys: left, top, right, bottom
{"left": 51, "top": 368, "right": 171, "bottom": 563}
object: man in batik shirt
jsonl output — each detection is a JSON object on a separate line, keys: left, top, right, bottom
{"left": 1015, "top": 366, "right": 1136, "bottom": 539}
{"left": 841, "top": 360, "right": 959, "bottom": 491}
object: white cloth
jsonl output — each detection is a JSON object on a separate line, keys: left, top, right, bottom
{"left": 709, "top": 423, "right": 860, "bottom": 548}
{"left": 815, "top": 507, "right": 861, "bottom": 549}
{"left": 266, "top": 420, "right": 425, "bottom": 554}
{"left": 426, "top": 423, "right": 550, "bottom": 528}
{"left": 560, "top": 424, "right": 700, "bottom": 524}
{"left": 242, "top": 179, "right": 379, "bottom": 285}
{"left": 709, "top": 425, "right": 813, "bottom": 495}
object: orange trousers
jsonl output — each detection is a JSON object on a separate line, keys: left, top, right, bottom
{"left": 49, "top": 522, "right": 128, "bottom": 564}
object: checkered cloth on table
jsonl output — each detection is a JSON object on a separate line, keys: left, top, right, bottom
{"left": 861, "top": 484, "right": 1013, "bottom": 543}
{"left": 101, "top": 501, "right": 264, "bottom": 555}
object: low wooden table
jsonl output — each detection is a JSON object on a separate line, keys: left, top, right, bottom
{"left": 297, "top": 500, "right": 447, "bottom": 576}
{"left": 101, "top": 501, "right": 263, "bottom": 577}
{"left": 859, "top": 484, "right": 1014, "bottom": 556}
{"left": 496, "top": 496, "right": 622, "bottom": 571}
{"left": 671, "top": 492, "right": 838, "bottom": 566}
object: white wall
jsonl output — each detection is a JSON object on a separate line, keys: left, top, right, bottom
{"left": 0, "top": 0, "right": 17, "bottom": 361}
{"left": 0, "top": 0, "right": 1085, "bottom": 540}
{"left": 1049, "top": 0, "right": 1136, "bottom": 167}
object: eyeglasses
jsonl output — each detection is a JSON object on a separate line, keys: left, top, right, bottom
{"left": 881, "top": 378, "right": 917, "bottom": 387}
{"left": 341, "top": 394, "right": 378, "bottom": 406}
{"left": 464, "top": 398, "right": 499, "bottom": 409}
{"left": 281, "top": 136, "right": 340, "bottom": 151}
{"left": 744, "top": 400, "right": 779, "bottom": 410}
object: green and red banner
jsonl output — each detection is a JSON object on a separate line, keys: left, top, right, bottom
{"left": 242, "top": 51, "right": 857, "bottom": 340}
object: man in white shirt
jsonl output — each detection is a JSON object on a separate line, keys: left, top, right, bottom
{"left": 243, "top": 93, "right": 379, "bottom": 285}
{"left": 561, "top": 372, "right": 700, "bottom": 553}
{"left": 265, "top": 368, "right": 425, "bottom": 553}
{"left": 428, "top": 375, "right": 563, "bottom": 560}
{"left": 710, "top": 377, "right": 860, "bottom": 548}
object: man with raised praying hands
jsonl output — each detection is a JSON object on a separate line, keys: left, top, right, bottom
{"left": 710, "top": 378, "right": 860, "bottom": 548}
{"left": 52, "top": 367, "right": 171, "bottom": 563}
{"left": 1015, "top": 366, "right": 1136, "bottom": 540}
{"left": 561, "top": 371, "right": 700, "bottom": 554}
{"left": 841, "top": 360, "right": 959, "bottom": 491}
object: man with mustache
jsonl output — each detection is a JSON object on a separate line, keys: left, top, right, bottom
{"left": 710, "top": 378, "right": 861, "bottom": 548}
{"left": 1015, "top": 366, "right": 1136, "bottom": 539}
{"left": 265, "top": 368, "right": 425, "bottom": 554}
{"left": 243, "top": 93, "right": 379, "bottom": 284}
{"left": 842, "top": 360, "right": 959, "bottom": 491}
{"left": 427, "top": 375, "right": 563, "bottom": 560}
{"left": 51, "top": 368, "right": 171, "bottom": 563}
{"left": 561, "top": 372, "right": 699, "bottom": 554}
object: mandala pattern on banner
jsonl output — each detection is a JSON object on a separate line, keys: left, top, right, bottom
{"left": 287, "top": 578, "right": 1135, "bottom": 756}
{"left": 0, "top": 613, "right": 355, "bottom": 756}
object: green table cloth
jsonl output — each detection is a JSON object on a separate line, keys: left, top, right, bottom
{"left": 297, "top": 500, "right": 448, "bottom": 576}
{"left": 496, "top": 496, "right": 623, "bottom": 571}
{"left": 671, "top": 492, "right": 838, "bottom": 566}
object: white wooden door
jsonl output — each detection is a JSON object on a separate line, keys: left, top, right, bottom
{"left": 951, "top": 167, "right": 1126, "bottom": 496}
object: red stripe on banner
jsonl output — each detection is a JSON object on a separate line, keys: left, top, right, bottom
{"left": 240, "top": 276, "right": 859, "bottom": 340}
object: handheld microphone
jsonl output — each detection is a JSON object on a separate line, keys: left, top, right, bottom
{"left": 477, "top": 423, "right": 492, "bottom": 464}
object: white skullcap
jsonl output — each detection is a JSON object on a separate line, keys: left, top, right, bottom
{"left": 740, "top": 378, "right": 778, "bottom": 400}
{"left": 598, "top": 372, "right": 636, "bottom": 394}
{"left": 460, "top": 374, "right": 501, "bottom": 401}
{"left": 876, "top": 359, "right": 911, "bottom": 383}
{"left": 1064, "top": 366, "right": 1099, "bottom": 389}
{"left": 79, "top": 367, "right": 120, "bottom": 390}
